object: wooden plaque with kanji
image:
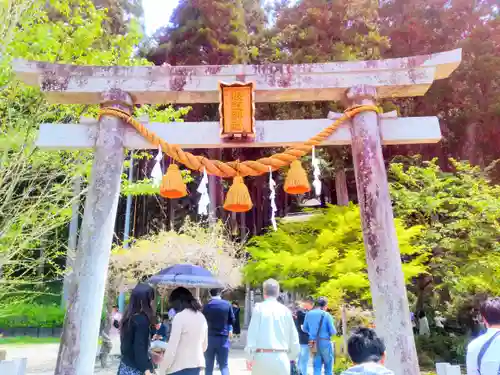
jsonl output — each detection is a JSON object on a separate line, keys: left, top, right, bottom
{"left": 218, "top": 81, "right": 255, "bottom": 140}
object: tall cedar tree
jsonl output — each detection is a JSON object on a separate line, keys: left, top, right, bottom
{"left": 380, "top": 0, "right": 500, "bottom": 168}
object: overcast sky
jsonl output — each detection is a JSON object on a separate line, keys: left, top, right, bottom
{"left": 142, "top": 0, "right": 179, "bottom": 35}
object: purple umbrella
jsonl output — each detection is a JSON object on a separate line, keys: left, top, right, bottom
{"left": 148, "top": 264, "right": 224, "bottom": 288}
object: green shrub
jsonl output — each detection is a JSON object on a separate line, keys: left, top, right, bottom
{"left": 415, "top": 334, "right": 467, "bottom": 367}
{"left": 0, "top": 303, "right": 65, "bottom": 328}
{"left": 334, "top": 355, "right": 352, "bottom": 375}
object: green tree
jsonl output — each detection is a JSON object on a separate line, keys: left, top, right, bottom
{"left": 389, "top": 158, "right": 500, "bottom": 312}
{"left": 273, "top": 0, "right": 389, "bottom": 64}
{"left": 0, "top": 0, "right": 185, "bottom": 305}
{"left": 92, "top": 0, "right": 144, "bottom": 34}
{"left": 244, "top": 204, "right": 428, "bottom": 306}
{"left": 148, "top": 0, "right": 265, "bottom": 66}
{"left": 379, "top": 0, "right": 500, "bottom": 167}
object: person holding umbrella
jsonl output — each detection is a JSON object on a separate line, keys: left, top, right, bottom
{"left": 148, "top": 264, "right": 225, "bottom": 374}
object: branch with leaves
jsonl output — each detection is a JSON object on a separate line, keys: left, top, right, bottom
{"left": 244, "top": 203, "right": 429, "bottom": 307}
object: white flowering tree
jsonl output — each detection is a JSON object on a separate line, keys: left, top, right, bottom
{"left": 107, "top": 219, "right": 244, "bottom": 300}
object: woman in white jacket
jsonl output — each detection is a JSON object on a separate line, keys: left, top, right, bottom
{"left": 159, "top": 287, "right": 208, "bottom": 375}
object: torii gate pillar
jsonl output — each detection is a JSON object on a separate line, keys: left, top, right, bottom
{"left": 348, "top": 85, "right": 418, "bottom": 374}
{"left": 55, "top": 89, "right": 133, "bottom": 375}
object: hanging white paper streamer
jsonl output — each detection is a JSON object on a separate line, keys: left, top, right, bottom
{"left": 197, "top": 168, "right": 210, "bottom": 216}
{"left": 269, "top": 167, "right": 278, "bottom": 231}
{"left": 151, "top": 146, "right": 163, "bottom": 187}
{"left": 312, "top": 146, "right": 322, "bottom": 197}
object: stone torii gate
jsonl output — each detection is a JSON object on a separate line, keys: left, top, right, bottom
{"left": 13, "top": 48, "right": 461, "bottom": 375}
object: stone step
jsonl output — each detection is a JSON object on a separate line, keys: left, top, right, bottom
{"left": 0, "top": 358, "right": 27, "bottom": 375}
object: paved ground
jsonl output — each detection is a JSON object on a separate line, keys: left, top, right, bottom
{"left": 0, "top": 344, "right": 250, "bottom": 375}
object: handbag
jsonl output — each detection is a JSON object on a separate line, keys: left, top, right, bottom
{"left": 308, "top": 312, "right": 325, "bottom": 355}
{"left": 150, "top": 348, "right": 164, "bottom": 365}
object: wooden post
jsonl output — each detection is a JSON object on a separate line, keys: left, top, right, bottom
{"left": 335, "top": 168, "right": 349, "bottom": 206}
{"left": 208, "top": 149, "right": 221, "bottom": 224}
{"left": 337, "top": 166, "right": 350, "bottom": 351}
{"left": 244, "top": 283, "right": 251, "bottom": 328}
{"left": 347, "top": 85, "right": 419, "bottom": 375}
{"left": 62, "top": 176, "right": 81, "bottom": 308}
{"left": 341, "top": 305, "right": 348, "bottom": 354}
{"left": 160, "top": 291, "right": 165, "bottom": 317}
{"left": 337, "top": 163, "right": 351, "bottom": 355}
{"left": 55, "top": 89, "right": 133, "bottom": 375}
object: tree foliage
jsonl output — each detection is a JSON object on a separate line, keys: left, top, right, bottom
{"left": 0, "top": 0, "right": 186, "bottom": 303}
{"left": 273, "top": 0, "right": 389, "bottom": 63}
{"left": 92, "top": 0, "right": 144, "bottom": 34}
{"left": 379, "top": 0, "right": 500, "bottom": 166}
{"left": 389, "top": 158, "right": 500, "bottom": 307}
{"left": 244, "top": 204, "right": 428, "bottom": 306}
{"left": 148, "top": 0, "right": 265, "bottom": 66}
{"left": 145, "top": 0, "right": 500, "bottom": 170}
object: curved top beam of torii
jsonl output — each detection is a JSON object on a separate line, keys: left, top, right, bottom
{"left": 12, "top": 49, "right": 461, "bottom": 105}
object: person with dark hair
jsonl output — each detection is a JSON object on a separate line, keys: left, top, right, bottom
{"left": 118, "top": 283, "right": 156, "bottom": 375}
{"left": 410, "top": 312, "right": 416, "bottom": 335}
{"left": 159, "top": 287, "right": 208, "bottom": 375}
{"left": 103, "top": 304, "right": 122, "bottom": 360}
{"left": 111, "top": 305, "right": 121, "bottom": 330}
{"left": 467, "top": 297, "right": 500, "bottom": 375}
{"left": 341, "top": 327, "right": 393, "bottom": 375}
{"left": 152, "top": 316, "right": 168, "bottom": 342}
{"left": 418, "top": 310, "right": 430, "bottom": 336}
{"left": 304, "top": 297, "right": 336, "bottom": 375}
{"left": 231, "top": 301, "right": 241, "bottom": 337}
{"left": 203, "top": 288, "right": 235, "bottom": 375}
{"left": 295, "top": 296, "right": 315, "bottom": 375}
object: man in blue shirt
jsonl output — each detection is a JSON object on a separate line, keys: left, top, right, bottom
{"left": 304, "top": 297, "right": 336, "bottom": 375}
{"left": 203, "top": 288, "right": 235, "bottom": 375}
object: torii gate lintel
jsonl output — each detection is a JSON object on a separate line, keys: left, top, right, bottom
{"left": 13, "top": 48, "right": 461, "bottom": 104}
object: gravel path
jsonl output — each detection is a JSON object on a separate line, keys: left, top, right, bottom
{"left": 0, "top": 344, "right": 249, "bottom": 375}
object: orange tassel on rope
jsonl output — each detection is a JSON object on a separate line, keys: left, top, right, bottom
{"left": 160, "top": 164, "right": 187, "bottom": 199}
{"left": 224, "top": 176, "right": 253, "bottom": 212}
{"left": 284, "top": 160, "right": 311, "bottom": 195}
